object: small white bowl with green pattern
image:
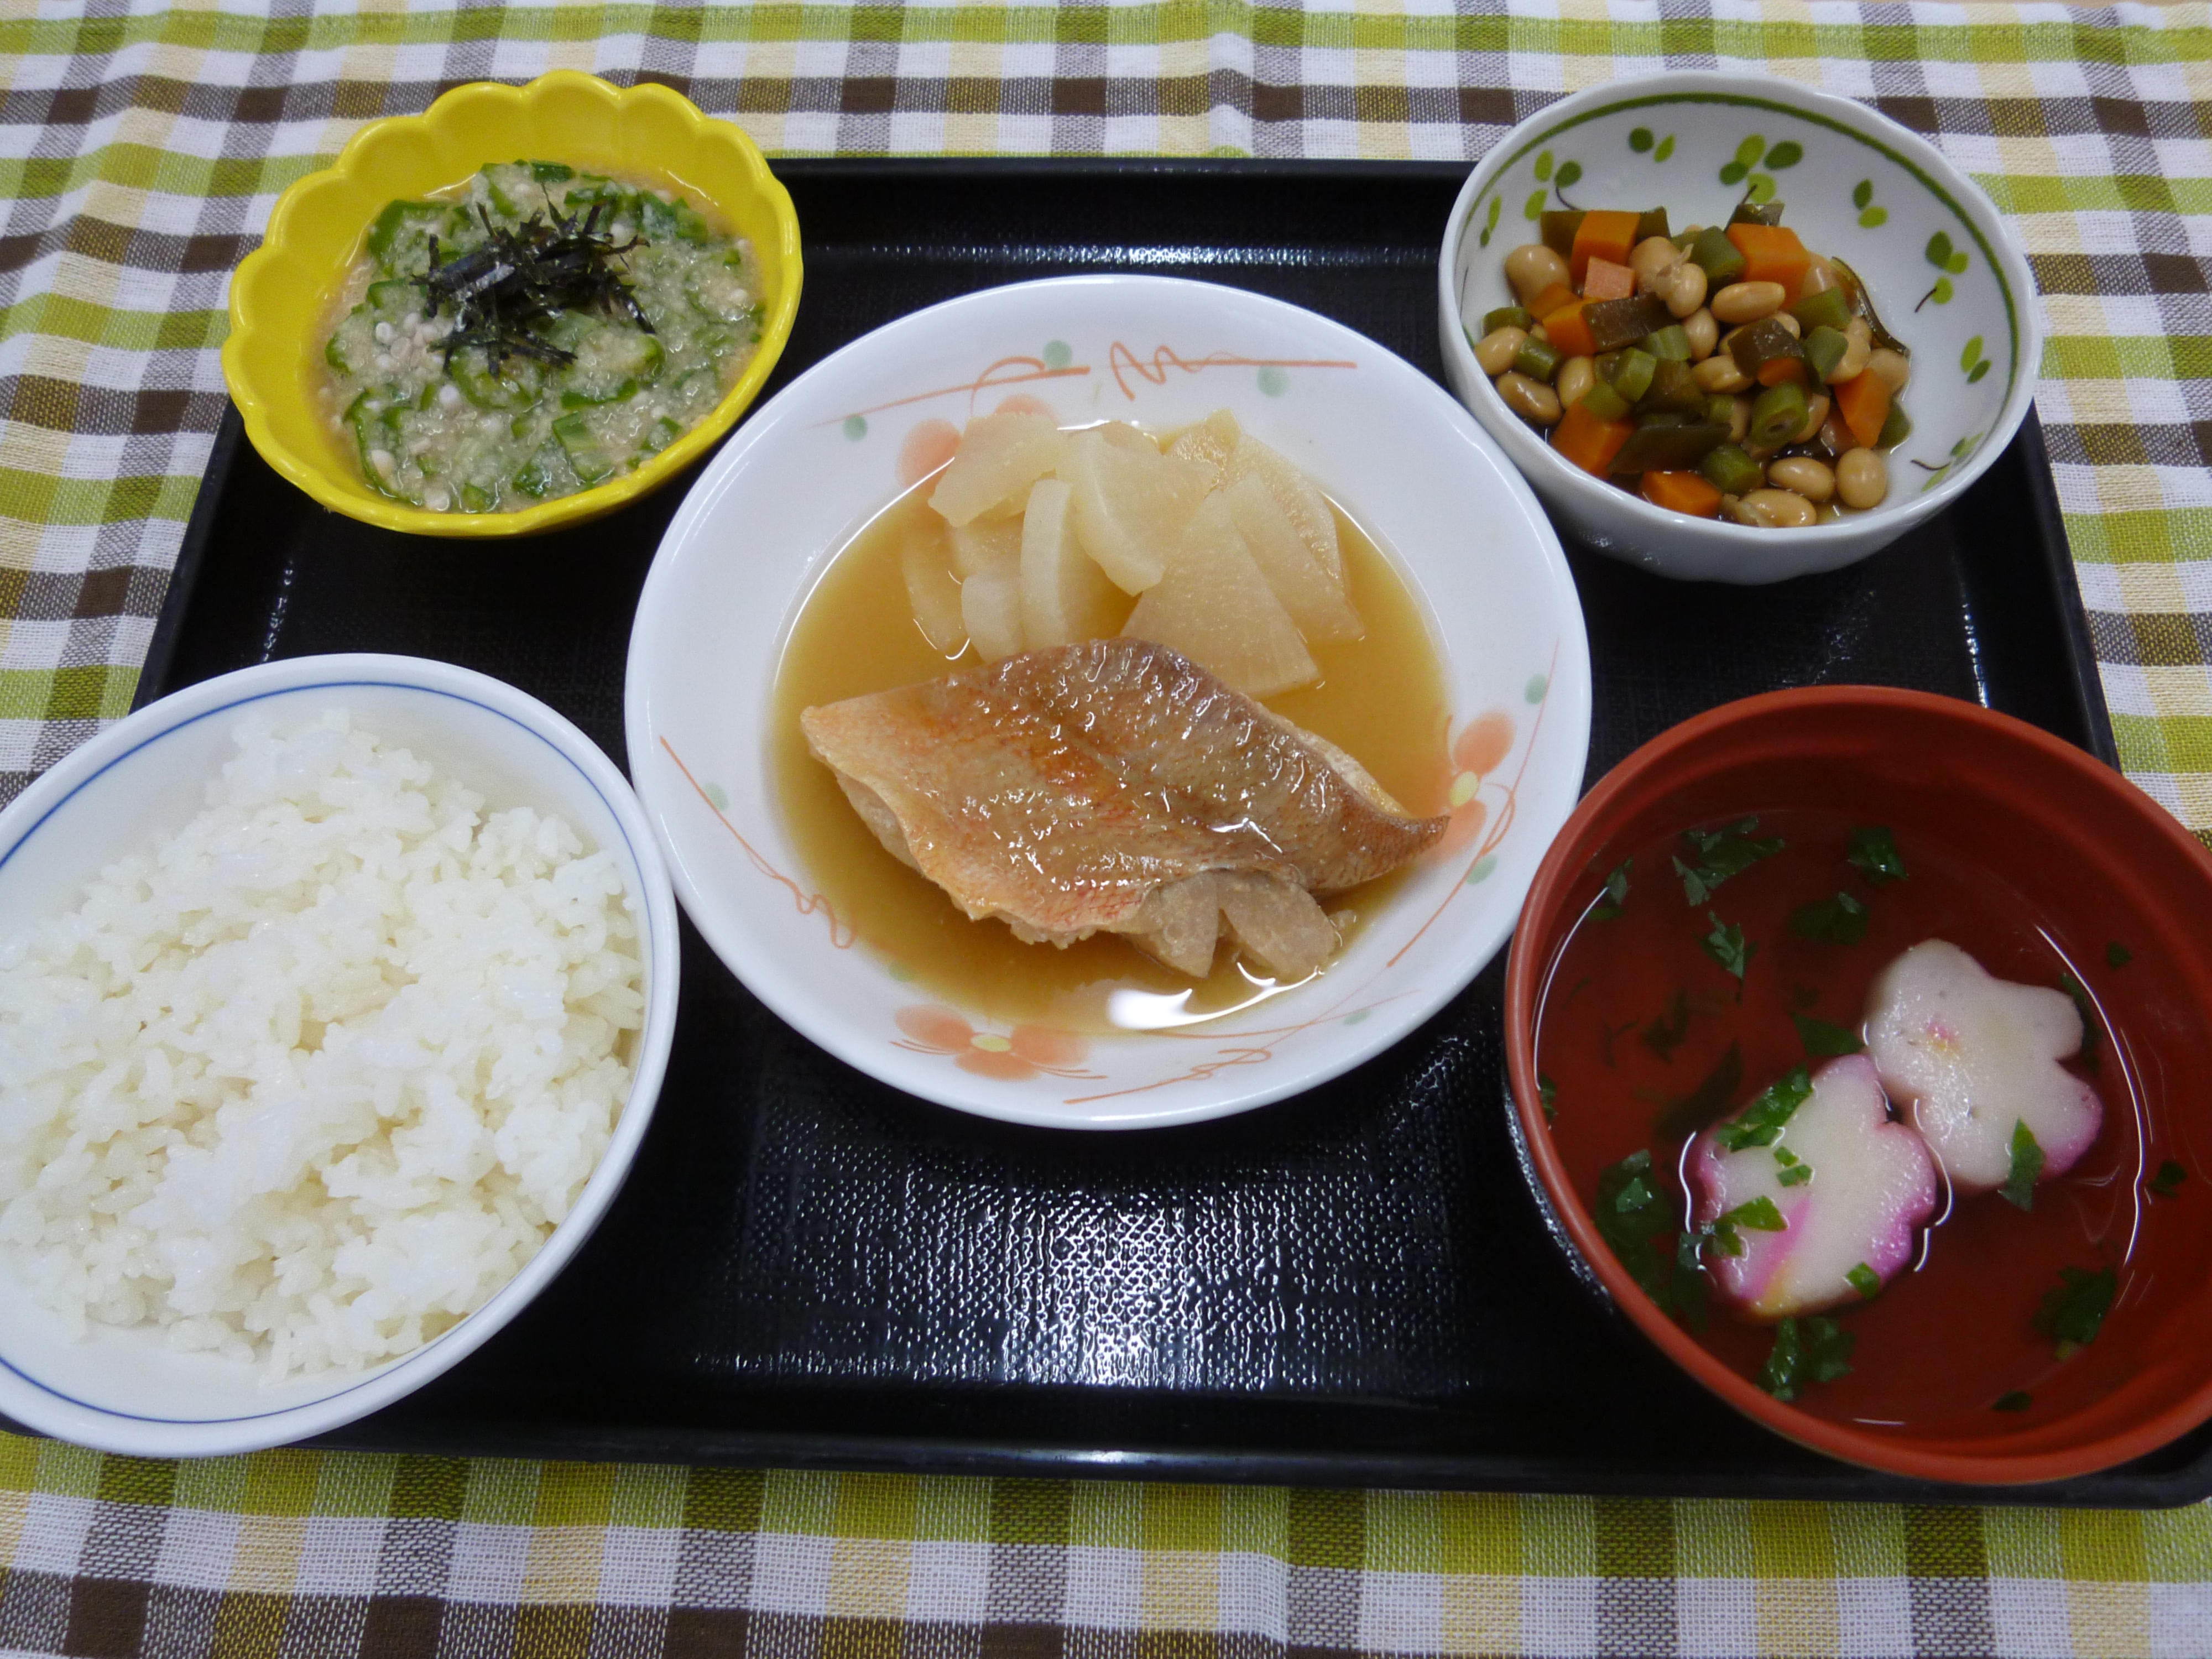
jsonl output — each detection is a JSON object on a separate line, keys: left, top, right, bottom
{"left": 1440, "top": 72, "right": 2039, "bottom": 585}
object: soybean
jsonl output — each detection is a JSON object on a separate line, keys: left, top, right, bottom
{"left": 1654, "top": 260, "right": 1708, "bottom": 319}
{"left": 1767, "top": 456, "right": 1837, "bottom": 503}
{"left": 1505, "top": 243, "right": 1570, "bottom": 307}
{"left": 1555, "top": 355, "right": 1597, "bottom": 408}
{"left": 1692, "top": 355, "right": 1752, "bottom": 394}
{"left": 1832, "top": 317, "right": 1873, "bottom": 384}
{"left": 1496, "top": 370, "right": 1563, "bottom": 426}
{"left": 1630, "top": 236, "right": 1684, "bottom": 289}
{"left": 1710, "top": 280, "right": 1787, "bottom": 325}
{"left": 1475, "top": 326, "right": 1528, "bottom": 377}
{"left": 1735, "top": 488, "right": 1818, "bottom": 528}
{"left": 1682, "top": 307, "right": 1719, "bottom": 361}
{"left": 1867, "top": 347, "right": 1912, "bottom": 393}
{"left": 1837, "top": 446, "right": 1889, "bottom": 509}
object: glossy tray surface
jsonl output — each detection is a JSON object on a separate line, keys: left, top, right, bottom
{"left": 126, "top": 161, "right": 2205, "bottom": 1504}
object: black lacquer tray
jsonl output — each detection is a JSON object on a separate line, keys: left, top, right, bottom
{"left": 118, "top": 162, "right": 2211, "bottom": 1505}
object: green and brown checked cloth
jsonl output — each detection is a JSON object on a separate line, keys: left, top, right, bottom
{"left": 4, "top": 3, "right": 2212, "bottom": 1656}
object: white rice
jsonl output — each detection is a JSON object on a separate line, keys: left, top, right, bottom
{"left": 0, "top": 711, "right": 643, "bottom": 1378}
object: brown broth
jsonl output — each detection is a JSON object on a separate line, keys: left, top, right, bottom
{"left": 770, "top": 476, "right": 1452, "bottom": 1033}
{"left": 1534, "top": 809, "right": 2156, "bottom": 1432}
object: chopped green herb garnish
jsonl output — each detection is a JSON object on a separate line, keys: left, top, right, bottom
{"left": 1714, "top": 1066, "right": 1813, "bottom": 1152}
{"left": 1595, "top": 1150, "right": 1706, "bottom": 1328}
{"left": 1700, "top": 912, "right": 1756, "bottom": 997}
{"left": 2106, "top": 941, "right": 2132, "bottom": 968}
{"left": 1846, "top": 1262, "right": 1882, "bottom": 1300}
{"left": 1759, "top": 1315, "right": 1855, "bottom": 1401}
{"left": 2060, "top": 974, "right": 2102, "bottom": 1073}
{"left": 1599, "top": 1018, "right": 1638, "bottom": 1067}
{"left": 2033, "top": 1265, "right": 2117, "bottom": 1357}
{"left": 2000, "top": 1120, "right": 2044, "bottom": 1211}
{"left": 1777, "top": 1162, "right": 1813, "bottom": 1187}
{"left": 1773, "top": 1146, "right": 1800, "bottom": 1167}
{"left": 1538, "top": 1072, "right": 1558, "bottom": 1123}
{"left": 1717, "top": 1194, "right": 1787, "bottom": 1237}
{"left": 1589, "top": 858, "right": 1632, "bottom": 921}
{"left": 1674, "top": 818, "right": 1785, "bottom": 904}
{"left": 1653, "top": 1042, "right": 1745, "bottom": 1141}
{"left": 1992, "top": 1390, "right": 2032, "bottom": 1413}
{"left": 1641, "top": 988, "right": 1692, "bottom": 1061}
{"left": 1563, "top": 975, "right": 1592, "bottom": 1005}
{"left": 2151, "top": 1160, "right": 2187, "bottom": 1198}
{"left": 1788, "top": 891, "right": 1869, "bottom": 946}
{"left": 1846, "top": 826, "right": 1908, "bottom": 884}
{"left": 1792, "top": 1013, "right": 1864, "bottom": 1056}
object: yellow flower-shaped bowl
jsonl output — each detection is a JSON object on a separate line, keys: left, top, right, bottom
{"left": 223, "top": 71, "right": 801, "bottom": 538}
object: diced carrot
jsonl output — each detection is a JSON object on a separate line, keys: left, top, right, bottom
{"left": 1641, "top": 470, "right": 1723, "bottom": 517}
{"left": 1834, "top": 368, "right": 1892, "bottom": 448}
{"left": 1553, "top": 399, "right": 1635, "bottom": 476}
{"left": 1582, "top": 256, "right": 1636, "bottom": 301}
{"left": 1755, "top": 356, "right": 1807, "bottom": 388}
{"left": 1569, "top": 210, "right": 1641, "bottom": 286}
{"left": 1531, "top": 283, "right": 1578, "bottom": 321}
{"left": 1540, "top": 300, "right": 1598, "bottom": 359}
{"left": 1725, "top": 223, "right": 1813, "bottom": 298}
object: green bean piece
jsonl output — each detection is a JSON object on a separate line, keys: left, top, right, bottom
{"left": 1803, "top": 326, "right": 1850, "bottom": 384}
{"left": 1700, "top": 441, "right": 1765, "bottom": 496}
{"left": 1634, "top": 207, "right": 1672, "bottom": 244}
{"left": 325, "top": 335, "right": 352, "bottom": 374}
{"left": 1514, "top": 336, "right": 1564, "bottom": 382}
{"left": 1748, "top": 382, "right": 1810, "bottom": 449}
{"left": 460, "top": 482, "right": 495, "bottom": 513}
{"left": 1688, "top": 226, "right": 1747, "bottom": 286}
{"left": 1877, "top": 400, "right": 1913, "bottom": 449}
{"left": 1484, "top": 306, "right": 1536, "bottom": 335}
{"left": 1579, "top": 380, "right": 1634, "bottom": 422}
{"left": 1790, "top": 287, "right": 1853, "bottom": 333}
{"left": 1541, "top": 210, "right": 1586, "bottom": 256}
{"left": 1704, "top": 393, "right": 1740, "bottom": 426}
{"left": 1642, "top": 324, "right": 1692, "bottom": 362}
{"left": 1606, "top": 347, "right": 1658, "bottom": 404}
{"left": 1639, "top": 359, "right": 1706, "bottom": 416}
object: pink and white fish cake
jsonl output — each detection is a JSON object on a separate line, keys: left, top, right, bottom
{"left": 1865, "top": 939, "right": 2103, "bottom": 1194}
{"left": 1690, "top": 1054, "right": 1940, "bottom": 1320}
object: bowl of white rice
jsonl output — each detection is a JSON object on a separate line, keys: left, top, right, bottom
{"left": 0, "top": 654, "right": 677, "bottom": 1457}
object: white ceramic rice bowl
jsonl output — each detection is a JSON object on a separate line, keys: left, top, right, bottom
{"left": 1440, "top": 71, "right": 2041, "bottom": 583}
{"left": 627, "top": 274, "right": 1592, "bottom": 1130}
{"left": 0, "top": 655, "right": 679, "bottom": 1457}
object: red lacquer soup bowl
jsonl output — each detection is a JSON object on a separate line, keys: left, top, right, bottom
{"left": 1504, "top": 686, "right": 2212, "bottom": 1484}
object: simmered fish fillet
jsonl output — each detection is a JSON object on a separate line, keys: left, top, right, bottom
{"left": 800, "top": 639, "right": 1447, "bottom": 978}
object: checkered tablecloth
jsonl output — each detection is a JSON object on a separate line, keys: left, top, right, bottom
{"left": 3, "top": 3, "right": 2211, "bottom": 1656}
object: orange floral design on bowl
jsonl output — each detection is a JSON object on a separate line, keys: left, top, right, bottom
{"left": 894, "top": 1006, "right": 1099, "bottom": 1082}
{"left": 1436, "top": 708, "right": 1516, "bottom": 856}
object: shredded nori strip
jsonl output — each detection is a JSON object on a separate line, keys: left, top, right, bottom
{"left": 417, "top": 198, "right": 653, "bottom": 371}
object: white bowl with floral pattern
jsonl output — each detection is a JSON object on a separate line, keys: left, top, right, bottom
{"left": 626, "top": 274, "right": 1592, "bottom": 1129}
{"left": 1440, "top": 71, "right": 2041, "bottom": 584}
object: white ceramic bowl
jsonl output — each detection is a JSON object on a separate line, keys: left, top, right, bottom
{"left": 627, "top": 274, "right": 1592, "bottom": 1130}
{"left": 1440, "top": 71, "right": 2041, "bottom": 584}
{"left": 0, "top": 655, "right": 679, "bottom": 1456}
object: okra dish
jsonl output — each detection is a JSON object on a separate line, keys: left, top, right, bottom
{"left": 321, "top": 161, "right": 765, "bottom": 514}
{"left": 1472, "top": 203, "right": 1912, "bottom": 528}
